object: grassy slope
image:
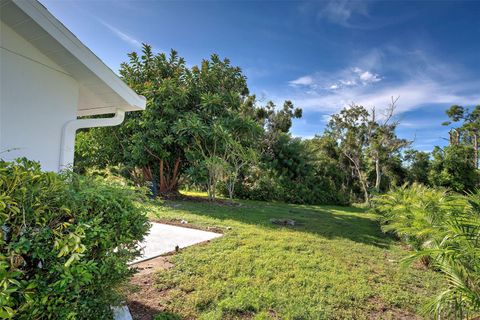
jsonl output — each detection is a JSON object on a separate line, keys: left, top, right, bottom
{"left": 144, "top": 195, "right": 442, "bottom": 320}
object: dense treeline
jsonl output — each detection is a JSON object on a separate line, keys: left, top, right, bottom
{"left": 75, "top": 45, "right": 480, "bottom": 204}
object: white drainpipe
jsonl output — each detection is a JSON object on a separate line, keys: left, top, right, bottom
{"left": 59, "top": 109, "right": 125, "bottom": 172}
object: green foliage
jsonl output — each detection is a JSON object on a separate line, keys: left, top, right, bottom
{"left": 236, "top": 134, "right": 347, "bottom": 205}
{"left": 404, "top": 149, "right": 431, "bottom": 185}
{"left": 77, "top": 45, "right": 263, "bottom": 198}
{"left": 373, "top": 185, "right": 480, "bottom": 318}
{"left": 442, "top": 104, "right": 480, "bottom": 165}
{"left": 326, "top": 103, "right": 409, "bottom": 204}
{"left": 429, "top": 145, "right": 479, "bottom": 193}
{"left": 0, "top": 159, "right": 150, "bottom": 319}
{"left": 373, "top": 183, "right": 463, "bottom": 250}
{"left": 259, "top": 100, "right": 302, "bottom": 134}
{"left": 74, "top": 45, "right": 478, "bottom": 202}
{"left": 174, "top": 91, "right": 262, "bottom": 200}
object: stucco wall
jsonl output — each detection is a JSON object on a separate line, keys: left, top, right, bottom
{"left": 0, "top": 22, "right": 79, "bottom": 171}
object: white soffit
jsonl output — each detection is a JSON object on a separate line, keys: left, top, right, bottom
{"left": 0, "top": 0, "right": 146, "bottom": 116}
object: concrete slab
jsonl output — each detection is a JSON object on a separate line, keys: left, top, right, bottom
{"left": 131, "top": 222, "right": 222, "bottom": 264}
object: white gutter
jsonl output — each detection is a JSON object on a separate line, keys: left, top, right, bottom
{"left": 59, "top": 109, "right": 125, "bottom": 172}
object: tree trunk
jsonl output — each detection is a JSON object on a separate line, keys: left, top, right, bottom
{"left": 157, "top": 158, "right": 181, "bottom": 194}
{"left": 159, "top": 160, "right": 167, "bottom": 193}
{"left": 359, "top": 173, "right": 370, "bottom": 206}
{"left": 229, "top": 182, "right": 234, "bottom": 201}
{"left": 169, "top": 157, "right": 181, "bottom": 190}
{"left": 142, "top": 166, "right": 153, "bottom": 181}
{"left": 473, "top": 133, "right": 478, "bottom": 169}
{"left": 344, "top": 152, "right": 370, "bottom": 205}
{"left": 227, "top": 176, "right": 234, "bottom": 201}
{"left": 374, "top": 156, "right": 381, "bottom": 191}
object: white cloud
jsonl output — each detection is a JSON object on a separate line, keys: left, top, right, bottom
{"left": 289, "top": 66, "right": 382, "bottom": 91}
{"left": 352, "top": 67, "right": 382, "bottom": 84}
{"left": 318, "top": 0, "right": 369, "bottom": 27}
{"left": 279, "top": 47, "right": 479, "bottom": 119}
{"left": 339, "top": 79, "right": 357, "bottom": 86}
{"left": 358, "top": 70, "right": 381, "bottom": 83}
{"left": 287, "top": 80, "right": 480, "bottom": 115}
{"left": 99, "top": 20, "right": 143, "bottom": 48}
{"left": 289, "top": 75, "right": 315, "bottom": 86}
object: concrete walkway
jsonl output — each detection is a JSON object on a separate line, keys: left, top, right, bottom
{"left": 131, "top": 222, "right": 223, "bottom": 264}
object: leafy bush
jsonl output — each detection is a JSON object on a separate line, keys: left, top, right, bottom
{"left": 232, "top": 166, "right": 284, "bottom": 202}
{"left": 429, "top": 145, "right": 479, "bottom": 193}
{"left": 233, "top": 135, "right": 349, "bottom": 205}
{"left": 232, "top": 165, "right": 346, "bottom": 205}
{"left": 373, "top": 184, "right": 480, "bottom": 318}
{"left": 0, "top": 159, "right": 150, "bottom": 319}
{"left": 372, "top": 183, "right": 465, "bottom": 250}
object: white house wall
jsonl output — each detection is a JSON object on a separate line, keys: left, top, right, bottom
{"left": 0, "top": 21, "right": 79, "bottom": 171}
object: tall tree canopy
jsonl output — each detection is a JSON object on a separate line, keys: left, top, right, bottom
{"left": 326, "top": 102, "right": 408, "bottom": 204}
{"left": 76, "top": 45, "right": 261, "bottom": 196}
{"left": 443, "top": 104, "right": 480, "bottom": 168}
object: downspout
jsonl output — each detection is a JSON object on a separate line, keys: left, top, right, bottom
{"left": 58, "top": 109, "right": 125, "bottom": 172}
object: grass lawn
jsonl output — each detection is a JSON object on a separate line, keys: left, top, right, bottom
{"left": 137, "top": 194, "right": 443, "bottom": 320}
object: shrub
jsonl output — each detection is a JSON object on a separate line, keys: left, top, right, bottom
{"left": 373, "top": 184, "right": 480, "bottom": 318}
{"left": 0, "top": 159, "right": 150, "bottom": 319}
{"left": 372, "top": 183, "right": 465, "bottom": 250}
{"left": 233, "top": 165, "right": 348, "bottom": 205}
{"left": 429, "top": 145, "right": 479, "bottom": 193}
{"left": 407, "top": 195, "right": 480, "bottom": 318}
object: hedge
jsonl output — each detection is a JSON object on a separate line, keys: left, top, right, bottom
{"left": 0, "top": 159, "right": 150, "bottom": 319}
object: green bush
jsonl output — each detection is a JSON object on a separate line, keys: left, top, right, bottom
{"left": 429, "top": 145, "right": 479, "bottom": 193}
{"left": 373, "top": 184, "right": 480, "bottom": 318}
{"left": 233, "top": 164, "right": 349, "bottom": 206}
{"left": 372, "top": 183, "right": 465, "bottom": 250}
{"left": 0, "top": 159, "right": 150, "bottom": 319}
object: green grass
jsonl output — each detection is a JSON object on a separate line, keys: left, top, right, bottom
{"left": 143, "top": 194, "right": 443, "bottom": 320}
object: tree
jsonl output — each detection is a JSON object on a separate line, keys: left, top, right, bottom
{"left": 404, "top": 149, "right": 430, "bottom": 185}
{"left": 368, "top": 98, "right": 410, "bottom": 192}
{"left": 224, "top": 144, "right": 257, "bottom": 201}
{"left": 120, "top": 46, "right": 192, "bottom": 194}
{"left": 443, "top": 104, "right": 480, "bottom": 168}
{"left": 326, "top": 100, "right": 408, "bottom": 204}
{"left": 429, "top": 145, "right": 478, "bottom": 192}
{"left": 75, "top": 45, "right": 193, "bottom": 194}
{"left": 174, "top": 56, "right": 262, "bottom": 201}
{"left": 76, "top": 45, "right": 260, "bottom": 198}
{"left": 327, "top": 105, "right": 372, "bottom": 204}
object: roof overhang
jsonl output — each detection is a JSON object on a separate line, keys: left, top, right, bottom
{"left": 0, "top": 0, "right": 146, "bottom": 116}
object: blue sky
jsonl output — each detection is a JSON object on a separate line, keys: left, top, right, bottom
{"left": 41, "top": 0, "right": 480, "bottom": 152}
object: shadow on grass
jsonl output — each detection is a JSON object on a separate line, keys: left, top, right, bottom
{"left": 155, "top": 199, "right": 393, "bottom": 249}
{"left": 128, "top": 300, "right": 182, "bottom": 320}
{"left": 154, "top": 311, "right": 182, "bottom": 320}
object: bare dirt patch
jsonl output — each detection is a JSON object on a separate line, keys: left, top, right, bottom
{"left": 366, "top": 296, "right": 421, "bottom": 320}
{"left": 127, "top": 256, "right": 174, "bottom": 320}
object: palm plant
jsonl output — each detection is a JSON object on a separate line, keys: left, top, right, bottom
{"left": 373, "top": 183, "right": 463, "bottom": 251}
{"left": 404, "top": 198, "right": 480, "bottom": 319}
{"left": 373, "top": 185, "right": 480, "bottom": 319}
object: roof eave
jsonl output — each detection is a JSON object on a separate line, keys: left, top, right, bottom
{"left": 12, "top": 0, "right": 146, "bottom": 113}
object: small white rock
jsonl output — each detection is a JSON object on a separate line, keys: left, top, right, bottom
{"left": 112, "top": 305, "right": 133, "bottom": 320}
